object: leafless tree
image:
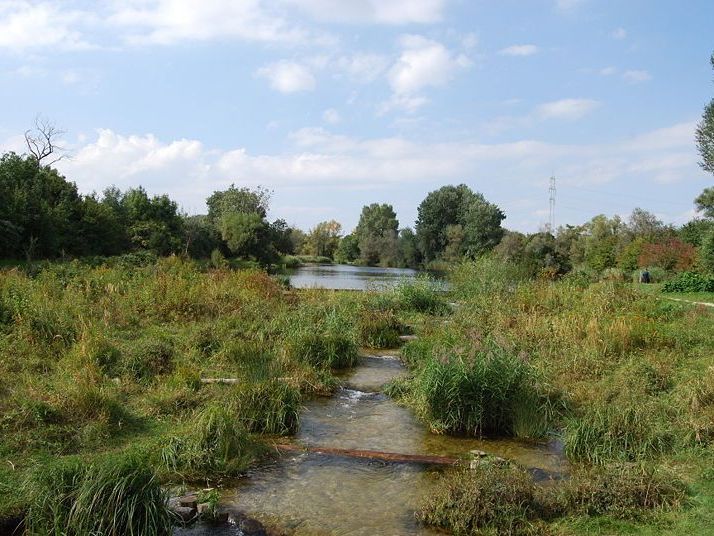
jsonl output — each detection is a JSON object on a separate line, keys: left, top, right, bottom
{"left": 24, "top": 116, "right": 66, "bottom": 168}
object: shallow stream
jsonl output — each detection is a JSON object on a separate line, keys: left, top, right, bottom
{"left": 180, "top": 354, "right": 565, "bottom": 535}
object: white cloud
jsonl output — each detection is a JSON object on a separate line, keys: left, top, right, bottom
{"left": 0, "top": 1, "right": 94, "bottom": 51}
{"left": 387, "top": 34, "right": 471, "bottom": 98}
{"left": 622, "top": 69, "right": 652, "bottom": 83}
{"left": 322, "top": 108, "right": 341, "bottom": 124}
{"left": 536, "top": 98, "right": 599, "bottom": 120}
{"left": 378, "top": 94, "right": 430, "bottom": 115}
{"left": 280, "top": 0, "right": 446, "bottom": 24}
{"left": 499, "top": 44, "right": 538, "bottom": 57}
{"left": 109, "top": 0, "right": 327, "bottom": 46}
{"left": 56, "top": 121, "right": 704, "bottom": 214}
{"left": 257, "top": 61, "right": 316, "bottom": 93}
{"left": 611, "top": 27, "right": 627, "bottom": 40}
{"left": 599, "top": 66, "right": 617, "bottom": 76}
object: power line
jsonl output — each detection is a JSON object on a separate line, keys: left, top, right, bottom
{"left": 546, "top": 176, "right": 556, "bottom": 233}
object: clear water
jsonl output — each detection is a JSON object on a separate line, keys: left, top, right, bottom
{"left": 205, "top": 355, "right": 566, "bottom": 535}
{"left": 286, "top": 264, "right": 420, "bottom": 290}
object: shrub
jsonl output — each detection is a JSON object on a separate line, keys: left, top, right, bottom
{"left": 562, "top": 463, "right": 688, "bottom": 519}
{"left": 417, "top": 464, "right": 552, "bottom": 536}
{"left": 25, "top": 454, "right": 171, "bottom": 536}
{"left": 357, "top": 309, "right": 403, "bottom": 348}
{"left": 125, "top": 335, "right": 175, "bottom": 382}
{"left": 662, "top": 271, "right": 714, "bottom": 293}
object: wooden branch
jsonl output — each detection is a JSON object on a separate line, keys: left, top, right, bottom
{"left": 273, "top": 443, "right": 460, "bottom": 466}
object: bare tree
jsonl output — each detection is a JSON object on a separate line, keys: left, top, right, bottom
{"left": 24, "top": 116, "right": 66, "bottom": 168}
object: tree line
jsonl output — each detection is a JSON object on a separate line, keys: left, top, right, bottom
{"left": 2, "top": 53, "right": 713, "bottom": 273}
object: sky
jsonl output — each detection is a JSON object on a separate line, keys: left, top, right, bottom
{"left": 1, "top": 0, "right": 713, "bottom": 233}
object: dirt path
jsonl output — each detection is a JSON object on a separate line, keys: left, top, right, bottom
{"left": 663, "top": 297, "right": 714, "bottom": 308}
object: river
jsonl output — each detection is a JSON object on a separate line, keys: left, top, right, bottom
{"left": 286, "top": 264, "right": 421, "bottom": 291}
{"left": 178, "top": 353, "right": 565, "bottom": 535}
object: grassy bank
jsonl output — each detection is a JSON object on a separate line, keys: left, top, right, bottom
{"left": 388, "top": 258, "right": 714, "bottom": 534}
{"left": 0, "top": 257, "right": 422, "bottom": 532}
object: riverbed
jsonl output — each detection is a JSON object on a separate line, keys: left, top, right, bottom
{"left": 182, "top": 354, "right": 565, "bottom": 535}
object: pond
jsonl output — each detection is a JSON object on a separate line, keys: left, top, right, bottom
{"left": 286, "top": 264, "right": 421, "bottom": 291}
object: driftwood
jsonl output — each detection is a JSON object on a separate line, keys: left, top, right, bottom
{"left": 200, "top": 378, "right": 240, "bottom": 384}
{"left": 200, "top": 377, "right": 295, "bottom": 385}
{"left": 274, "top": 443, "right": 459, "bottom": 466}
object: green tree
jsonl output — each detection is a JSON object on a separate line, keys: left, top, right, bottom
{"left": 183, "top": 215, "right": 222, "bottom": 259}
{"left": 221, "top": 211, "right": 277, "bottom": 265}
{"left": 304, "top": 220, "right": 342, "bottom": 259}
{"left": 696, "top": 53, "right": 714, "bottom": 175}
{"left": 701, "top": 229, "right": 714, "bottom": 273}
{"left": 679, "top": 219, "right": 714, "bottom": 246}
{"left": 398, "top": 228, "right": 421, "bottom": 268}
{"left": 335, "top": 234, "right": 360, "bottom": 264}
{"left": 416, "top": 184, "right": 504, "bottom": 261}
{"left": 120, "top": 187, "right": 184, "bottom": 255}
{"left": 695, "top": 188, "right": 714, "bottom": 219}
{"left": 355, "top": 203, "right": 399, "bottom": 265}
{"left": 206, "top": 185, "right": 271, "bottom": 224}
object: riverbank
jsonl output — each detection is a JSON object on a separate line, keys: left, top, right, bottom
{"left": 2, "top": 257, "right": 712, "bottom": 534}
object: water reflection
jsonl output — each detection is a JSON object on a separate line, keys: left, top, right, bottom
{"left": 287, "top": 264, "right": 420, "bottom": 290}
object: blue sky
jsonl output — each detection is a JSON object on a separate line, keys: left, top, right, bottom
{"left": 1, "top": 0, "right": 712, "bottom": 233}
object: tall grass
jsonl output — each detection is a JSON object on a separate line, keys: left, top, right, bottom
{"left": 25, "top": 454, "right": 171, "bottom": 536}
{"left": 161, "top": 404, "right": 261, "bottom": 476}
{"left": 398, "top": 336, "right": 561, "bottom": 439}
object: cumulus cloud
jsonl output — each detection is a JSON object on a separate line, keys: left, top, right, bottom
{"left": 54, "top": 121, "right": 704, "bottom": 225}
{"left": 388, "top": 35, "right": 471, "bottom": 95}
{"left": 499, "top": 44, "right": 538, "bottom": 57}
{"left": 535, "top": 98, "right": 600, "bottom": 120}
{"left": 257, "top": 61, "right": 316, "bottom": 93}
{"left": 0, "top": 1, "right": 94, "bottom": 51}
{"left": 108, "top": 0, "right": 329, "bottom": 46}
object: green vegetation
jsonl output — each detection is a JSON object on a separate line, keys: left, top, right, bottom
{"left": 0, "top": 258, "right": 400, "bottom": 531}
{"left": 386, "top": 257, "right": 714, "bottom": 534}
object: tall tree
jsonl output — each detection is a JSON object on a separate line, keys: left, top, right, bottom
{"left": 304, "top": 220, "right": 342, "bottom": 259}
{"left": 696, "top": 53, "right": 714, "bottom": 175}
{"left": 206, "top": 185, "right": 271, "bottom": 224}
{"left": 415, "top": 184, "right": 504, "bottom": 261}
{"left": 354, "top": 203, "right": 399, "bottom": 265}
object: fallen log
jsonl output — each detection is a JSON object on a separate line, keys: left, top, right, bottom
{"left": 274, "top": 443, "right": 459, "bottom": 466}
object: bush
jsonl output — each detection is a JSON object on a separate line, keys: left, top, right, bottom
{"left": 25, "top": 454, "right": 171, "bottom": 536}
{"left": 357, "top": 309, "right": 403, "bottom": 348}
{"left": 284, "top": 331, "right": 358, "bottom": 369}
{"left": 125, "top": 335, "right": 175, "bottom": 382}
{"left": 412, "top": 339, "right": 559, "bottom": 438}
{"left": 417, "top": 464, "right": 552, "bottom": 536}
{"left": 564, "top": 395, "right": 677, "bottom": 464}
{"left": 662, "top": 271, "right": 714, "bottom": 293}
{"left": 562, "top": 463, "right": 688, "bottom": 519}
{"left": 232, "top": 379, "right": 300, "bottom": 434}
{"left": 391, "top": 277, "right": 448, "bottom": 314}
{"left": 161, "top": 404, "right": 259, "bottom": 476}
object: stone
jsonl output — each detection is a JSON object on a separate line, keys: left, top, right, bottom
{"left": 469, "top": 449, "right": 488, "bottom": 457}
{"left": 239, "top": 517, "right": 267, "bottom": 535}
{"left": 177, "top": 494, "right": 198, "bottom": 509}
{"left": 172, "top": 506, "right": 197, "bottom": 522}
{"left": 197, "top": 503, "right": 212, "bottom": 515}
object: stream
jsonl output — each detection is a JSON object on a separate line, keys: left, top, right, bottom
{"left": 178, "top": 353, "right": 565, "bottom": 535}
